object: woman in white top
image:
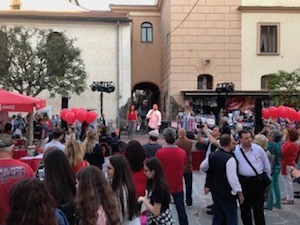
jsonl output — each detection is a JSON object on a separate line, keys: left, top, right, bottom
{"left": 107, "top": 155, "right": 140, "bottom": 225}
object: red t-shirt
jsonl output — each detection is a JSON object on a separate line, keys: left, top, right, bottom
{"left": 128, "top": 111, "right": 137, "bottom": 121}
{"left": 155, "top": 146, "right": 186, "bottom": 193}
{"left": 131, "top": 169, "right": 146, "bottom": 198}
{"left": 281, "top": 141, "right": 299, "bottom": 175}
{"left": 0, "top": 159, "right": 34, "bottom": 225}
{"left": 72, "top": 160, "right": 90, "bottom": 174}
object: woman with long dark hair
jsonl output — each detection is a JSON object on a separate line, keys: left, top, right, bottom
{"left": 107, "top": 154, "right": 140, "bottom": 225}
{"left": 75, "top": 166, "right": 120, "bottom": 225}
{"left": 138, "top": 157, "right": 173, "bottom": 225}
{"left": 6, "top": 178, "right": 68, "bottom": 225}
{"left": 125, "top": 140, "right": 147, "bottom": 199}
{"left": 44, "top": 148, "right": 76, "bottom": 224}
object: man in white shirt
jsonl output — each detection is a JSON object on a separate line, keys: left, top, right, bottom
{"left": 234, "top": 129, "right": 271, "bottom": 225}
{"left": 146, "top": 104, "right": 162, "bottom": 132}
{"left": 201, "top": 134, "right": 244, "bottom": 225}
{"left": 44, "top": 128, "right": 65, "bottom": 152}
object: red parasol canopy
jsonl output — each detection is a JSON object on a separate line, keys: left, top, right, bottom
{"left": 0, "top": 88, "right": 46, "bottom": 112}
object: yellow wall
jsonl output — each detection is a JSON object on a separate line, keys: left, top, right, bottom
{"left": 165, "top": 0, "right": 242, "bottom": 115}
{"left": 241, "top": 12, "right": 300, "bottom": 90}
{"left": 130, "top": 12, "right": 162, "bottom": 89}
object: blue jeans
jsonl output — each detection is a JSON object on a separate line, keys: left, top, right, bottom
{"left": 212, "top": 194, "right": 238, "bottom": 225}
{"left": 184, "top": 172, "right": 193, "bottom": 206}
{"left": 128, "top": 120, "right": 136, "bottom": 138}
{"left": 172, "top": 191, "right": 189, "bottom": 225}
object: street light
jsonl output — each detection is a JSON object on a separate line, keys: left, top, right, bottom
{"left": 215, "top": 82, "right": 235, "bottom": 123}
{"left": 215, "top": 82, "right": 235, "bottom": 94}
{"left": 90, "top": 81, "right": 115, "bottom": 115}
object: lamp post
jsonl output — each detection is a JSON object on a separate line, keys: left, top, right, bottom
{"left": 90, "top": 81, "right": 115, "bottom": 115}
{"left": 215, "top": 82, "right": 235, "bottom": 104}
{"left": 215, "top": 82, "right": 235, "bottom": 123}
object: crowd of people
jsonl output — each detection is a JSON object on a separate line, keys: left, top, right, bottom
{"left": 0, "top": 111, "right": 185, "bottom": 225}
{"left": 1, "top": 103, "right": 300, "bottom": 225}
{"left": 198, "top": 117, "right": 300, "bottom": 225}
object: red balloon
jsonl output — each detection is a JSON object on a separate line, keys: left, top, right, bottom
{"left": 288, "top": 108, "right": 297, "bottom": 121}
{"left": 64, "top": 111, "right": 76, "bottom": 124}
{"left": 70, "top": 108, "right": 79, "bottom": 115}
{"left": 281, "top": 107, "right": 290, "bottom": 119}
{"left": 262, "top": 108, "right": 270, "bottom": 119}
{"left": 60, "top": 108, "right": 69, "bottom": 120}
{"left": 86, "top": 111, "right": 97, "bottom": 123}
{"left": 77, "top": 109, "right": 88, "bottom": 123}
{"left": 296, "top": 111, "right": 300, "bottom": 122}
{"left": 277, "top": 106, "right": 287, "bottom": 118}
{"left": 268, "top": 106, "right": 278, "bottom": 119}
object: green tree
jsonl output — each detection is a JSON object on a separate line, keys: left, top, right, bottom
{"left": 267, "top": 69, "right": 300, "bottom": 107}
{"left": 0, "top": 26, "right": 87, "bottom": 143}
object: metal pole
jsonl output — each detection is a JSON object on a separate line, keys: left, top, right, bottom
{"left": 116, "top": 20, "right": 120, "bottom": 128}
{"left": 100, "top": 91, "right": 103, "bottom": 116}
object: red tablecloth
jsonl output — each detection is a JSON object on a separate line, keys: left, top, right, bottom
{"left": 20, "top": 154, "right": 43, "bottom": 172}
{"left": 13, "top": 149, "right": 27, "bottom": 159}
{"left": 191, "top": 150, "right": 206, "bottom": 171}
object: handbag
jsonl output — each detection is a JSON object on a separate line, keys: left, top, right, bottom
{"left": 240, "top": 147, "right": 271, "bottom": 188}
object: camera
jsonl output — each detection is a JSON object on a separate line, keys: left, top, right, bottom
{"left": 197, "top": 122, "right": 204, "bottom": 129}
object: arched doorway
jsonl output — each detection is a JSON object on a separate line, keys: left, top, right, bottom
{"left": 132, "top": 82, "right": 160, "bottom": 133}
{"left": 132, "top": 82, "right": 160, "bottom": 107}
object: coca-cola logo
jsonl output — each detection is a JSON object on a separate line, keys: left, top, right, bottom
{"left": 1, "top": 105, "right": 16, "bottom": 110}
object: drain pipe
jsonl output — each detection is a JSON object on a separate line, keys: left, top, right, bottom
{"left": 116, "top": 20, "right": 120, "bottom": 128}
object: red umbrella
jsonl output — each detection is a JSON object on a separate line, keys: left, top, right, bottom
{"left": 0, "top": 88, "right": 46, "bottom": 112}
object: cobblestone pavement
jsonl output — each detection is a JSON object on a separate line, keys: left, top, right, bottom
{"left": 120, "top": 134, "right": 300, "bottom": 225}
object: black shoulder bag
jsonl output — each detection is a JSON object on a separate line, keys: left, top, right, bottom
{"left": 240, "top": 147, "right": 271, "bottom": 188}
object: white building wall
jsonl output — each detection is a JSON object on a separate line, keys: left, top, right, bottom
{"left": 0, "top": 19, "right": 131, "bottom": 120}
{"left": 242, "top": 12, "right": 300, "bottom": 90}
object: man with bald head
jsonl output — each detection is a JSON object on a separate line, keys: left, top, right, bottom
{"left": 176, "top": 128, "right": 193, "bottom": 208}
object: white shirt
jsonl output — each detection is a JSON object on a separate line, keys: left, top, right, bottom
{"left": 146, "top": 109, "right": 162, "bottom": 129}
{"left": 44, "top": 139, "right": 65, "bottom": 152}
{"left": 13, "top": 128, "right": 23, "bottom": 137}
{"left": 234, "top": 143, "right": 271, "bottom": 177}
{"left": 200, "top": 139, "right": 220, "bottom": 172}
{"left": 226, "top": 157, "right": 242, "bottom": 195}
